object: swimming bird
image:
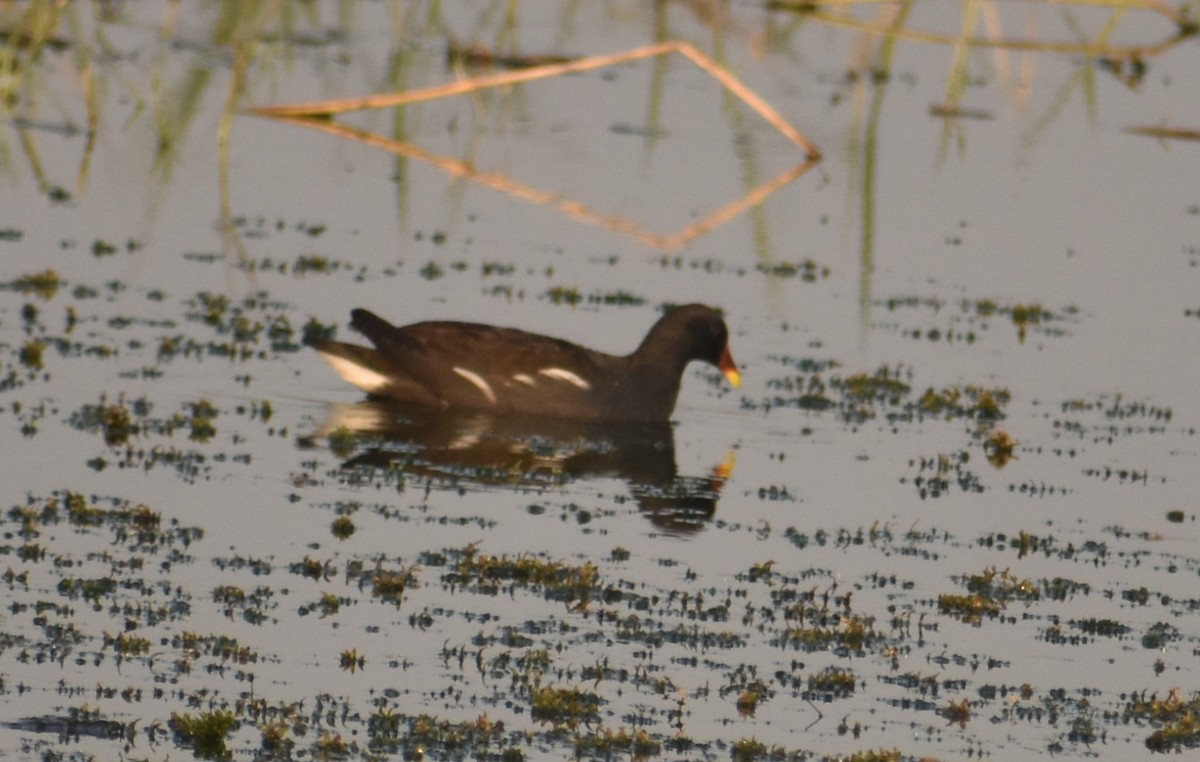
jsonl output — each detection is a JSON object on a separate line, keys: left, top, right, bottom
{"left": 306, "top": 304, "right": 741, "bottom": 422}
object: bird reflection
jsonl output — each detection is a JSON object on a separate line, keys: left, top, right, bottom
{"left": 304, "top": 401, "right": 732, "bottom": 534}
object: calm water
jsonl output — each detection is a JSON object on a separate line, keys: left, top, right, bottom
{"left": 2, "top": 2, "right": 1199, "bottom": 760}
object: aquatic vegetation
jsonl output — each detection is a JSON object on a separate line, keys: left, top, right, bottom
{"left": 4, "top": 477, "right": 1200, "bottom": 758}
{"left": 18, "top": 340, "right": 45, "bottom": 370}
{"left": 170, "top": 709, "right": 238, "bottom": 760}
{"left": 104, "top": 630, "right": 152, "bottom": 655}
{"left": 189, "top": 398, "right": 218, "bottom": 442}
{"left": 56, "top": 575, "right": 116, "bottom": 606}
{"left": 327, "top": 425, "right": 357, "bottom": 458}
{"left": 2, "top": 7, "right": 1198, "bottom": 761}
{"left": 1126, "top": 689, "right": 1200, "bottom": 752}
{"left": 531, "top": 685, "right": 602, "bottom": 726}
{"left": 755, "top": 258, "right": 830, "bottom": 281}
{"left": 213, "top": 585, "right": 275, "bottom": 624}
{"left": 449, "top": 545, "right": 601, "bottom": 608}
{"left": 102, "top": 401, "right": 134, "bottom": 444}
{"left": 983, "top": 428, "right": 1017, "bottom": 467}
{"left": 177, "top": 291, "right": 302, "bottom": 359}
{"left": 839, "top": 751, "right": 902, "bottom": 762}
{"left": 291, "top": 555, "right": 336, "bottom": 580}
{"left": 807, "top": 667, "right": 857, "bottom": 699}
{"left": 3, "top": 269, "right": 63, "bottom": 300}
{"left": 331, "top": 515, "right": 356, "bottom": 539}
{"left": 340, "top": 647, "right": 364, "bottom": 672}
{"left": 369, "top": 564, "right": 419, "bottom": 606}
{"left": 878, "top": 295, "right": 1077, "bottom": 344}
{"left": 757, "top": 358, "right": 1010, "bottom": 446}
{"left": 904, "top": 450, "right": 985, "bottom": 499}
{"left": 919, "top": 385, "right": 1010, "bottom": 422}
{"left": 944, "top": 697, "right": 971, "bottom": 727}
{"left": 573, "top": 725, "right": 661, "bottom": 757}
{"left": 938, "top": 566, "right": 1038, "bottom": 624}
{"left": 62, "top": 394, "right": 275, "bottom": 481}
{"left": 542, "top": 285, "right": 647, "bottom": 306}
{"left": 840, "top": 366, "right": 911, "bottom": 404}
{"left": 169, "top": 632, "right": 255, "bottom": 665}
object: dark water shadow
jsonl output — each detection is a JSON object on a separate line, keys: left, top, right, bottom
{"left": 302, "top": 401, "right": 733, "bottom": 535}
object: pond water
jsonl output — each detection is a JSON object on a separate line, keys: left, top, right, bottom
{"left": 2, "top": 2, "right": 1199, "bottom": 761}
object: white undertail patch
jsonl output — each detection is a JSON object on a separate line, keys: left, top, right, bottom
{"left": 538, "top": 367, "right": 591, "bottom": 390}
{"left": 320, "top": 352, "right": 391, "bottom": 394}
{"left": 454, "top": 367, "right": 497, "bottom": 404}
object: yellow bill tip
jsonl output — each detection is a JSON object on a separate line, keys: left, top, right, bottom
{"left": 719, "top": 346, "right": 741, "bottom": 389}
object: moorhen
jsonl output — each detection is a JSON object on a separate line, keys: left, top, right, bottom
{"left": 306, "top": 304, "right": 741, "bottom": 422}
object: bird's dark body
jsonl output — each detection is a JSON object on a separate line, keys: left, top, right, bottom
{"left": 307, "top": 304, "right": 739, "bottom": 422}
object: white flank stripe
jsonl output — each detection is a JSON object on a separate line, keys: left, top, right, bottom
{"left": 449, "top": 432, "right": 482, "bottom": 450}
{"left": 511, "top": 373, "right": 537, "bottom": 387}
{"left": 321, "top": 353, "right": 391, "bottom": 393}
{"left": 454, "top": 367, "right": 497, "bottom": 403}
{"left": 538, "top": 367, "right": 591, "bottom": 390}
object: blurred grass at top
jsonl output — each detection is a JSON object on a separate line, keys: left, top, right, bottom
{"left": 1, "top": 0, "right": 1195, "bottom": 206}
